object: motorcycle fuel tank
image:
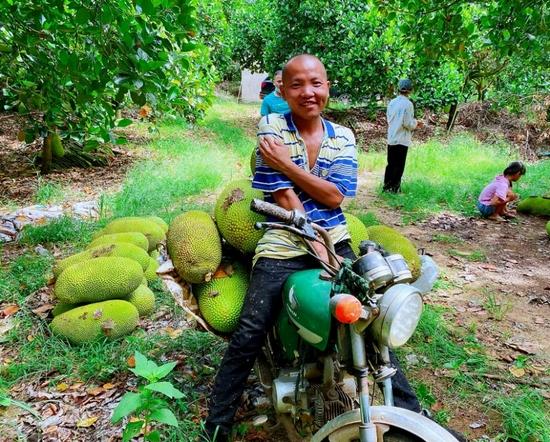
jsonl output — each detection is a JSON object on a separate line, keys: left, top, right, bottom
{"left": 282, "top": 269, "right": 333, "bottom": 351}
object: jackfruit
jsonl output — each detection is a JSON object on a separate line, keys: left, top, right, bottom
{"left": 144, "top": 256, "right": 159, "bottom": 283}
{"left": 546, "top": 220, "right": 550, "bottom": 236}
{"left": 344, "top": 213, "right": 369, "bottom": 256}
{"left": 146, "top": 216, "right": 169, "bottom": 233}
{"left": 125, "top": 285, "right": 155, "bottom": 317}
{"left": 93, "top": 217, "right": 166, "bottom": 252}
{"left": 214, "top": 179, "right": 266, "bottom": 254}
{"left": 54, "top": 242, "right": 150, "bottom": 279}
{"left": 50, "top": 300, "right": 139, "bottom": 345}
{"left": 166, "top": 210, "right": 222, "bottom": 284}
{"left": 516, "top": 196, "right": 550, "bottom": 216}
{"left": 54, "top": 257, "right": 144, "bottom": 304}
{"left": 195, "top": 261, "right": 250, "bottom": 333}
{"left": 51, "top": 133, "right": 65, "bottom": 158}
{"left": 52, "top": 301, "right": 85, "bottom": 317}
{"left": 366, "top": 225, "right": 421, "bottom": 281}
{"left": 86, "top": 232, "right": 149, "bottom": 252}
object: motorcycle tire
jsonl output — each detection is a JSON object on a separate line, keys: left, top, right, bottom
{"left": 311, "top": 406, "right": 460, "bottom": 442}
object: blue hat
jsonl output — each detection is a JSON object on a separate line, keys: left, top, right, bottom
{"left": 398, "top": 79, "right": 413, "bottom": 93}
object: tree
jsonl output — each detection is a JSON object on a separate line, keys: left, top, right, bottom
{"left": 0, "top": 0, "right": 216, "bottom": 173}
{"left": 378, "top": 0, "right": 550, "bottom": 129}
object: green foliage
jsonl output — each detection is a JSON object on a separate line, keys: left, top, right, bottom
{"left": 18, "top": 216, "right": 96, "bottom": 246}
{"left": 0, "top": 0, "right": 216, "bottom": 161}
{"left": 492, "top": 390, "right": 550, "bottom": 441}
{"left": 111, "top": 351, "right": 184, "bottom": 442}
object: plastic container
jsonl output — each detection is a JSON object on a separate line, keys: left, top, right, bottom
{"left": 411, "top": 255, "right": 439, "bottom": 295}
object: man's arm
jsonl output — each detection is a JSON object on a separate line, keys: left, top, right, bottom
{"left": 259, "top": 136, "right": 344, "bottom": 208}
{"left": 272, "top": 187, "right": 331, "bottom": 262}
{"left": 402, "top": 102, "right": 418, "bottom": 131}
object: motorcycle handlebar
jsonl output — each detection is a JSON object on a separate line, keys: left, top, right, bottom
{"left": 250, "top": 198, "right": 297, "bottom": 224}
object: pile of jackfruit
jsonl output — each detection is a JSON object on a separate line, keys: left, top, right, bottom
{"left": 49, "top": 216, "right": 167, "bottom": 345}
{"left": 165, "top": 178, "right": 422, "bottom": 334}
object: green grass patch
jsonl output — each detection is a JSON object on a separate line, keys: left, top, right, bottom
{"left": 105, "top": 101, "right": 257, "bottom": 218}
{"left": 370, "top": 133, "right": 550, "bottom": 221}
{"left": 0, "top": 253, "right": 54, "bottom": 304}
{"left": 447, "top": 249, "right": 487, "bottom": 262}
{"left": 433, "top": 233, "right": 464, "bottom": 244}
{"left": 17, "top": 216, "right": 97, "bottom": 246}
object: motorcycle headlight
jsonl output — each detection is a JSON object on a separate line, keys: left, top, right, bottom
{"left": 370, "top": 284, "right": 423, "bottom": 348}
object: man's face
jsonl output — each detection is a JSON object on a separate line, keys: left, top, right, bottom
{"left": 273, "top": 73, "right": 283, "bottom": 90}
{"left": 281, "top": 56, "right": 330, "bottom": 121}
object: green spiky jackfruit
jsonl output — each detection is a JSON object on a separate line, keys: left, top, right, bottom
{"left": 144, "top": 257, "right": 159, "bottom": 283}
{"left": 50, "top": 300, "right": 139, "bottom": 345}
{"left": 86, "top": 232, "right": 149, "bottom": 252}
{"left": 366, "top": 225, "right": 421, "bottom": 281}
{"left": 195, "top": 261, "right": 250, "bottom": 333}
{"left": 214, "top": 179, "right": 266, "bottom": 254}
{"left": 125, "top": 285, "right": 155, "bottom": 317}
{"left": 146, "top": 216, "right": 169, "bottom": 233}
{"left": 51, "top": 133, "right": 65, "bottom": 158}
{"left": 93, "top": 217, "right": 166, "bottom": 252}
{"left": 52, "top": 301, "right": 85, "bottom": 317}
{"left": 166, "top": 210, "right": 222, "bottom": 284}
{"left": 54, "top": 257, "right": 144, "bottom": 304}
{"left": 344, "top": 213, "right": 369, "bottom": 256}
{"left": 54, "top": 242, "right": 150, "bottom": 279}
{"left": 516, "top": 196, "right": 550, "bottom": 216}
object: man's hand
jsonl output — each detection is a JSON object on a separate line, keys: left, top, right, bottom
{"left": 258, "top": 136, "right": 292, "bottom": 173}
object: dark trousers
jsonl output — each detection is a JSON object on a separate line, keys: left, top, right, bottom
{"left": 204, "top": 242, "right": 421, "bottom": 438}
{"left": 383, "top": 144, "right": 409, "bottom": 193}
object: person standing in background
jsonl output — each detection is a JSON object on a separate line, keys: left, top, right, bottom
{"left": 383, "top": 78, "right": 423, "bottom": 193}
{"left": 260, "top": 70, "right": 290, "bottom": 116}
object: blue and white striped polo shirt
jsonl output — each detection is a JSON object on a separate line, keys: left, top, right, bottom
{"left": 252, "top": 112, "right": 357, "bottom": 262}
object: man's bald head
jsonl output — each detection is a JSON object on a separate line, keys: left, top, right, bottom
{"left": 282, "top": 54, "right": 327, "bottom": 83}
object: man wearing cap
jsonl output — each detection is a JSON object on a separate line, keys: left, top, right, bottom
{"left": 383, "top": 79, "right": 423, "bottom": 193}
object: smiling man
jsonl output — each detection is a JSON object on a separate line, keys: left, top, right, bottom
{"left": 201, "top": 54, "right": 360, "bottom": 442}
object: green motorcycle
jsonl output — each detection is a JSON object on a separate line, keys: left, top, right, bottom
{"left": 250, "top": 199, "right": 460, "bottom": 442}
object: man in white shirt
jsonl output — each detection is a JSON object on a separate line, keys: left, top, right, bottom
{"left": 383, "top": 79, "right": 423, "bottom": 193}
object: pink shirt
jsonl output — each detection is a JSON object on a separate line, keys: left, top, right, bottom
{"left": 478, "top": 175, "right": 510, "bottom": 205}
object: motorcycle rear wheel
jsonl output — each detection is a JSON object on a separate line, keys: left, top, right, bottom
{"left": 311, "top": 406, "right": 460, "bottom": 442}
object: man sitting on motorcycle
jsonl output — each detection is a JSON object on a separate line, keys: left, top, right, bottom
{"left": 202, "top": 54, "right": 428, "bottom": 442}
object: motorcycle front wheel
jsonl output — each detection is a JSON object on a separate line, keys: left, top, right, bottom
{"left": 310, "top": 406, "right": 460, "bottom": 442}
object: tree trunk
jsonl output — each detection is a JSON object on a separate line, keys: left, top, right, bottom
{"left": 41, "top": 132, "right": 53, "bottom": 175}
{"left": 446, "top": 102, "right": 458, "bottom": 132}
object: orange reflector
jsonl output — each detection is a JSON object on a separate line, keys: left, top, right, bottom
{"left": 329, "top": 294, "right": 362, "bottom": 324}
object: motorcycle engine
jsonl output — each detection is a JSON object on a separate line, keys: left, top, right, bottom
{"left": 272, "top": 366, "right": 356, "bottom": 428}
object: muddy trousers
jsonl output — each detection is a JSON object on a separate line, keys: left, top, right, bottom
{"left": 383, "top": 143, "right": 409, "bottom": 193}
{"left": 203, "top": 242, "right": 421, "bottom": 439}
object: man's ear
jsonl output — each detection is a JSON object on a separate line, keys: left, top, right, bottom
{"left": 280, "top": 86, "right": 287, "bottom": 100}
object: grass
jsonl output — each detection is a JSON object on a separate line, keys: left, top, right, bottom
{"left": 370, "top": 133, "right": 550, "bottom": 221}
{"left": 1, "top": 97, "right": 550, "bottom": 441}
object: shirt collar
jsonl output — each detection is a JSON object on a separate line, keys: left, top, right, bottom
{"left": 283, "top": 113, "right": 336, "bottom": 138}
